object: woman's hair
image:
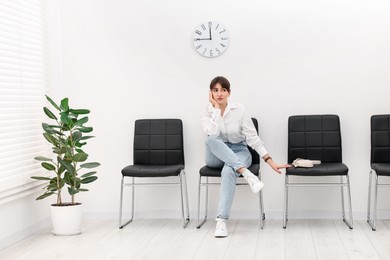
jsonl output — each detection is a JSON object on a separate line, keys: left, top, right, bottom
{"left": 209, "top": 76, "right": 231, "bottom": 93}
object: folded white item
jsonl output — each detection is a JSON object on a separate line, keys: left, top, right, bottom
{"left": 292, "top": 158, "right": 321, "bottom": 168}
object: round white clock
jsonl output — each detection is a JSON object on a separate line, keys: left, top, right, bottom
{"left": 192, "top": 21, "right": 229, "bottom": 58}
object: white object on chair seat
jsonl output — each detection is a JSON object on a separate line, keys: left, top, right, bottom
{"left": 292, "top": 158, "right": 321, "bottom": 168}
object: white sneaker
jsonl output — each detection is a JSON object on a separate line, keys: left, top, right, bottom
{"left": 214, "top": 218, "right": 228, "bottom": 238}
{"left": 242, "top": 169, "right": 264, "bottom": 193}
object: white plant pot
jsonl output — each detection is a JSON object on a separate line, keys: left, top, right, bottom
{"left": 51, "top": 203, "right": 82, "bottom": 236}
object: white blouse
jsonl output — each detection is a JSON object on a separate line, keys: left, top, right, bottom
{"left": 201, "top": 101, "right": 268, "bottom": 157}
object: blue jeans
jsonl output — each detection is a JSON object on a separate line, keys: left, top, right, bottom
{"left": 205, "top": 135, "right": 252, "bottom": 219}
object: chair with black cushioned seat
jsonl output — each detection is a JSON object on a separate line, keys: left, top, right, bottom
{"left": 196, "top": 118, "right": 265, "bottom": 229}
{"left": 367, "top": 114, "right": 390, "bottom": 231}
{"left": 283, "top": 115, "right": 353, "bottom": 229}
{"left": 119, "top": 119, "right": 190, "bottom": 229}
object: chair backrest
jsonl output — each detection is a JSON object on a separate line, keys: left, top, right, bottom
{"left": 133, "top": 119, "right": 184, "bottom": 165}
{"left": 249, "top": 118, "right": 260, "bottom": 164}
{"left": 287, "top": 115, "right": 342, "bottom": 163}
{"left": 371, "top": 114, "right": 390, "bottom": 164}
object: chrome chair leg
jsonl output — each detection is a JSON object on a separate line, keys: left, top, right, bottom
{"left": 373, "top": 174, "right": 379, "bottom": 231}
{"left": 197, "top": 176, "right": 208, "bottom": 228}
{"left": 369, "top": 174, "right": 379, "bottom": 231}
{"left": 179, "top": 170, "right": 190, "bottom": 228}
{"left": 367, "top": 170, "right": 373, "bottom": 224}
{"left": 258, "top": 169, "right": 265, "bottom": 229}
{"left": 343, "top": 175, "right": 353, "bottom": 229}
{"left": 119, "top": 176, "right": 134, "bottom": 229}
{"left": 283, "top": 174, "right": 288, "bottom": 229}
{"left": 341, "top": 176, "right": 346, "bottom": 220}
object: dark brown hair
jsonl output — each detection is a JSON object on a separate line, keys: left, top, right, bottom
{"left": 209, "top": 76, "right": 231, "bottom": 93}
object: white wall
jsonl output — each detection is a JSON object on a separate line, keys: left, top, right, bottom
{"left": 50, "top": 0, "right": 390, "bottom": 220}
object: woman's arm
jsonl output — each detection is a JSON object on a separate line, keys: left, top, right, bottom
{"left": 201, "top": 92, "right": 223, "bottom": 135}
{"left": 262, "top": 154, "right": 291, "bottom": 174}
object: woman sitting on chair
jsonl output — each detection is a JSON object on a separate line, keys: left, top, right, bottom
{"left": 201, "top": 76, "right": 290, "bottom": 238}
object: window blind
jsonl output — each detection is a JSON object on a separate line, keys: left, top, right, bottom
{"left": 0, "top": 0, "right": 49, "bottom": 203}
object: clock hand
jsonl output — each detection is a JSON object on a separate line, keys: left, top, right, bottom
{"left": 209, "top": 27, "right": 212, "bottom": 40}
{"left": 194, "top": 38, "right": 211, "bottom": 41}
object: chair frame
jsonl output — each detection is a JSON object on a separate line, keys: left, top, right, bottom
{"left": 283, "top": 175, "right": 353, "bottom": 229}
{"left": 196, "top": 171, "right": 265, "bottom": 229}
{"left": 367, "top": 114, "right": 390, "bottom": 231}
{"left": 283, "top": 115, "right": 353, "bottom": 229}
{"left": 119, "top": 170, "right": 190, "bottom": 229}
{"left": 118, "top": 118, "right": 190, "bottom": 229}
{"left": 366, "top": 170, "right": 390, "bottom": 231}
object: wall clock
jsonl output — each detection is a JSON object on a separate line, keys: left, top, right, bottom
{"left": 192, "top": 21, "right": 229, "bottom": 58}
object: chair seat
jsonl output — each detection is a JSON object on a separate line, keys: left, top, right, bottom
{"left": 122, "top": 164, "right": 184, "bottom": 177}
{"left": 199, "top": 164, "right": 260, "bottom": 177}
{"left": 371, "top": 163, "right": 390, "bottom": 176}
{"left": 286, "top": 163, "right": 348, "bottom": 176}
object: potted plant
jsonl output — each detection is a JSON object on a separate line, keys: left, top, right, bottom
{"left": 32, "top": 95, "right": 100, "bottom": 235}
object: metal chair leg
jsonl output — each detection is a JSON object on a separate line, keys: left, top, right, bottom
{"left": 368, "top": 174, "right": 379, "bottom": 231}
{"left": 197, "top": 176, "right": 208, "bottom": 228}
{"left": 119, "top": 176, "right": 134, "bottom": 229}
{"left": 179, "top": 170, "right": 190, "bottom": 228}
{"left": 283, "top": 174, "right": 288, "bottom": 229}
{"left": 341, "top": 176, "right": 346, "bottom": 220}
{"left": 258, "top": 169, "right": 265, "bottom": 229}
{"left": 343, "top": 175, "right": 353, "bottom": 229}
{"left": 367, "top": 170, "right": 373, "bottom": 224}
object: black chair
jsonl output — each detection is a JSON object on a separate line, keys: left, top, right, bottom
{"left": 196, "top": 118, "right": 265, "bottom": 229}
{"left": 367, "top": 114, "right": 390, "bottom": 231}
{"left": 284, "top": 115, "right": 353, "bottom": 229}
{"left": 119, "top": 119, "right": 190, "bottom": 229}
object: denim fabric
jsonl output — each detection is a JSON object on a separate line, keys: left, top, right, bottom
{"left": 205, "top": 135, "right": 252, "bottom": 219}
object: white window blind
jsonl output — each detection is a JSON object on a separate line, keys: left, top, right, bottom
{"left": 0, "top": 0, "right": 49, "bottom": 203}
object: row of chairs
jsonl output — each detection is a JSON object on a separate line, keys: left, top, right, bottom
{"left": 118, "top": 114, "right": 390, "bottom": 231}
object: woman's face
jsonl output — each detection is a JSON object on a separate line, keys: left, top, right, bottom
{"left": 211, "top": 83, "right": 230, "bottom": 106}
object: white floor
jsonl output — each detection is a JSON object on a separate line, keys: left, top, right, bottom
{"left": 1, "top": 219, "right": 390, "bottom": 260}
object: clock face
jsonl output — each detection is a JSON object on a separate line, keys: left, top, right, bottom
{"left": 192, "top": 21, "right": 229, "bottom": 58}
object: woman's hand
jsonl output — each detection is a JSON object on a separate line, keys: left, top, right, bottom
{"left": 209, "top": 90, "right": 220, "bottom": 109}
{"left": 267, "top": 160, "right": 291, "bottom": 174}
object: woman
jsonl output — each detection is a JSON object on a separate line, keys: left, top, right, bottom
{"left": 201, "top": 76, "right": 290, "bottom": 238}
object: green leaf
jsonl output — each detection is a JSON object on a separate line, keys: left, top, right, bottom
{"left": 75, "top": 116, "right": 88, "bottom": 126}
{"left": 80, "top": 162, "right": 100, "bottom": 168}
{"left": 36, "top": 192, "right": 54, "bottom": 200}
{"left": 34, "top": 156, "right": 52, "bottom": 161}
{"left": 81, "top": 171, "right": 97, "bottom": 178}
{"left": 41, "top": 162, "right": 56, "bottom": 171}
{"left": 46, "top": 95, "right": 61, "bottom": 111}
{"left": 31, "top": 176, "right": 52, "bottom": 181}
{"left": 80, "top": 176, "right": 98, "bottom": 184}
{"left": 47, "top": 182, "right": 59, "bottom": 191}
{"left": 75, "top": 141, "right": 87, "bottom": 147}
{"left": 42, "top": 123, "right": 63, "bottom": 135}
{"left": 75, "top": 148, "right": 84, "bottom": 153}
{"left": 79, "top": 126, "right": 93, "bottom": 133}
{"left": 64, "top": 171, "right": 73, "bottom": 185}
{"left": 58, "top": 158, "right": 75, "bottom": 174}
{"left": 78, "top": 188, "right": 89, "bottom": 192}
{"left": 60, "top": 112, "right": 71, "bottom": 125}
{"left": 60, "top": 98, "right": 69, "bottom": 111}
{"left": 43, "top": 133, "right": 58, "bottom": 146}
{"left": 72, "top": 152, "right": 88, "bottom": 162}
{"left": 79, "top": 136, "right": 94, "bottom": 141}
{"left": 43, "top": 107, "right": 57, "bottom": 120}
{"left": 68, "top": 187, "right": 79, "bottom": 195}
{"left": 72, "top": 131, "right": 82, "bottom": 142}
{"left": 70, "top": 109, "right": 90, "bottom": 115}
